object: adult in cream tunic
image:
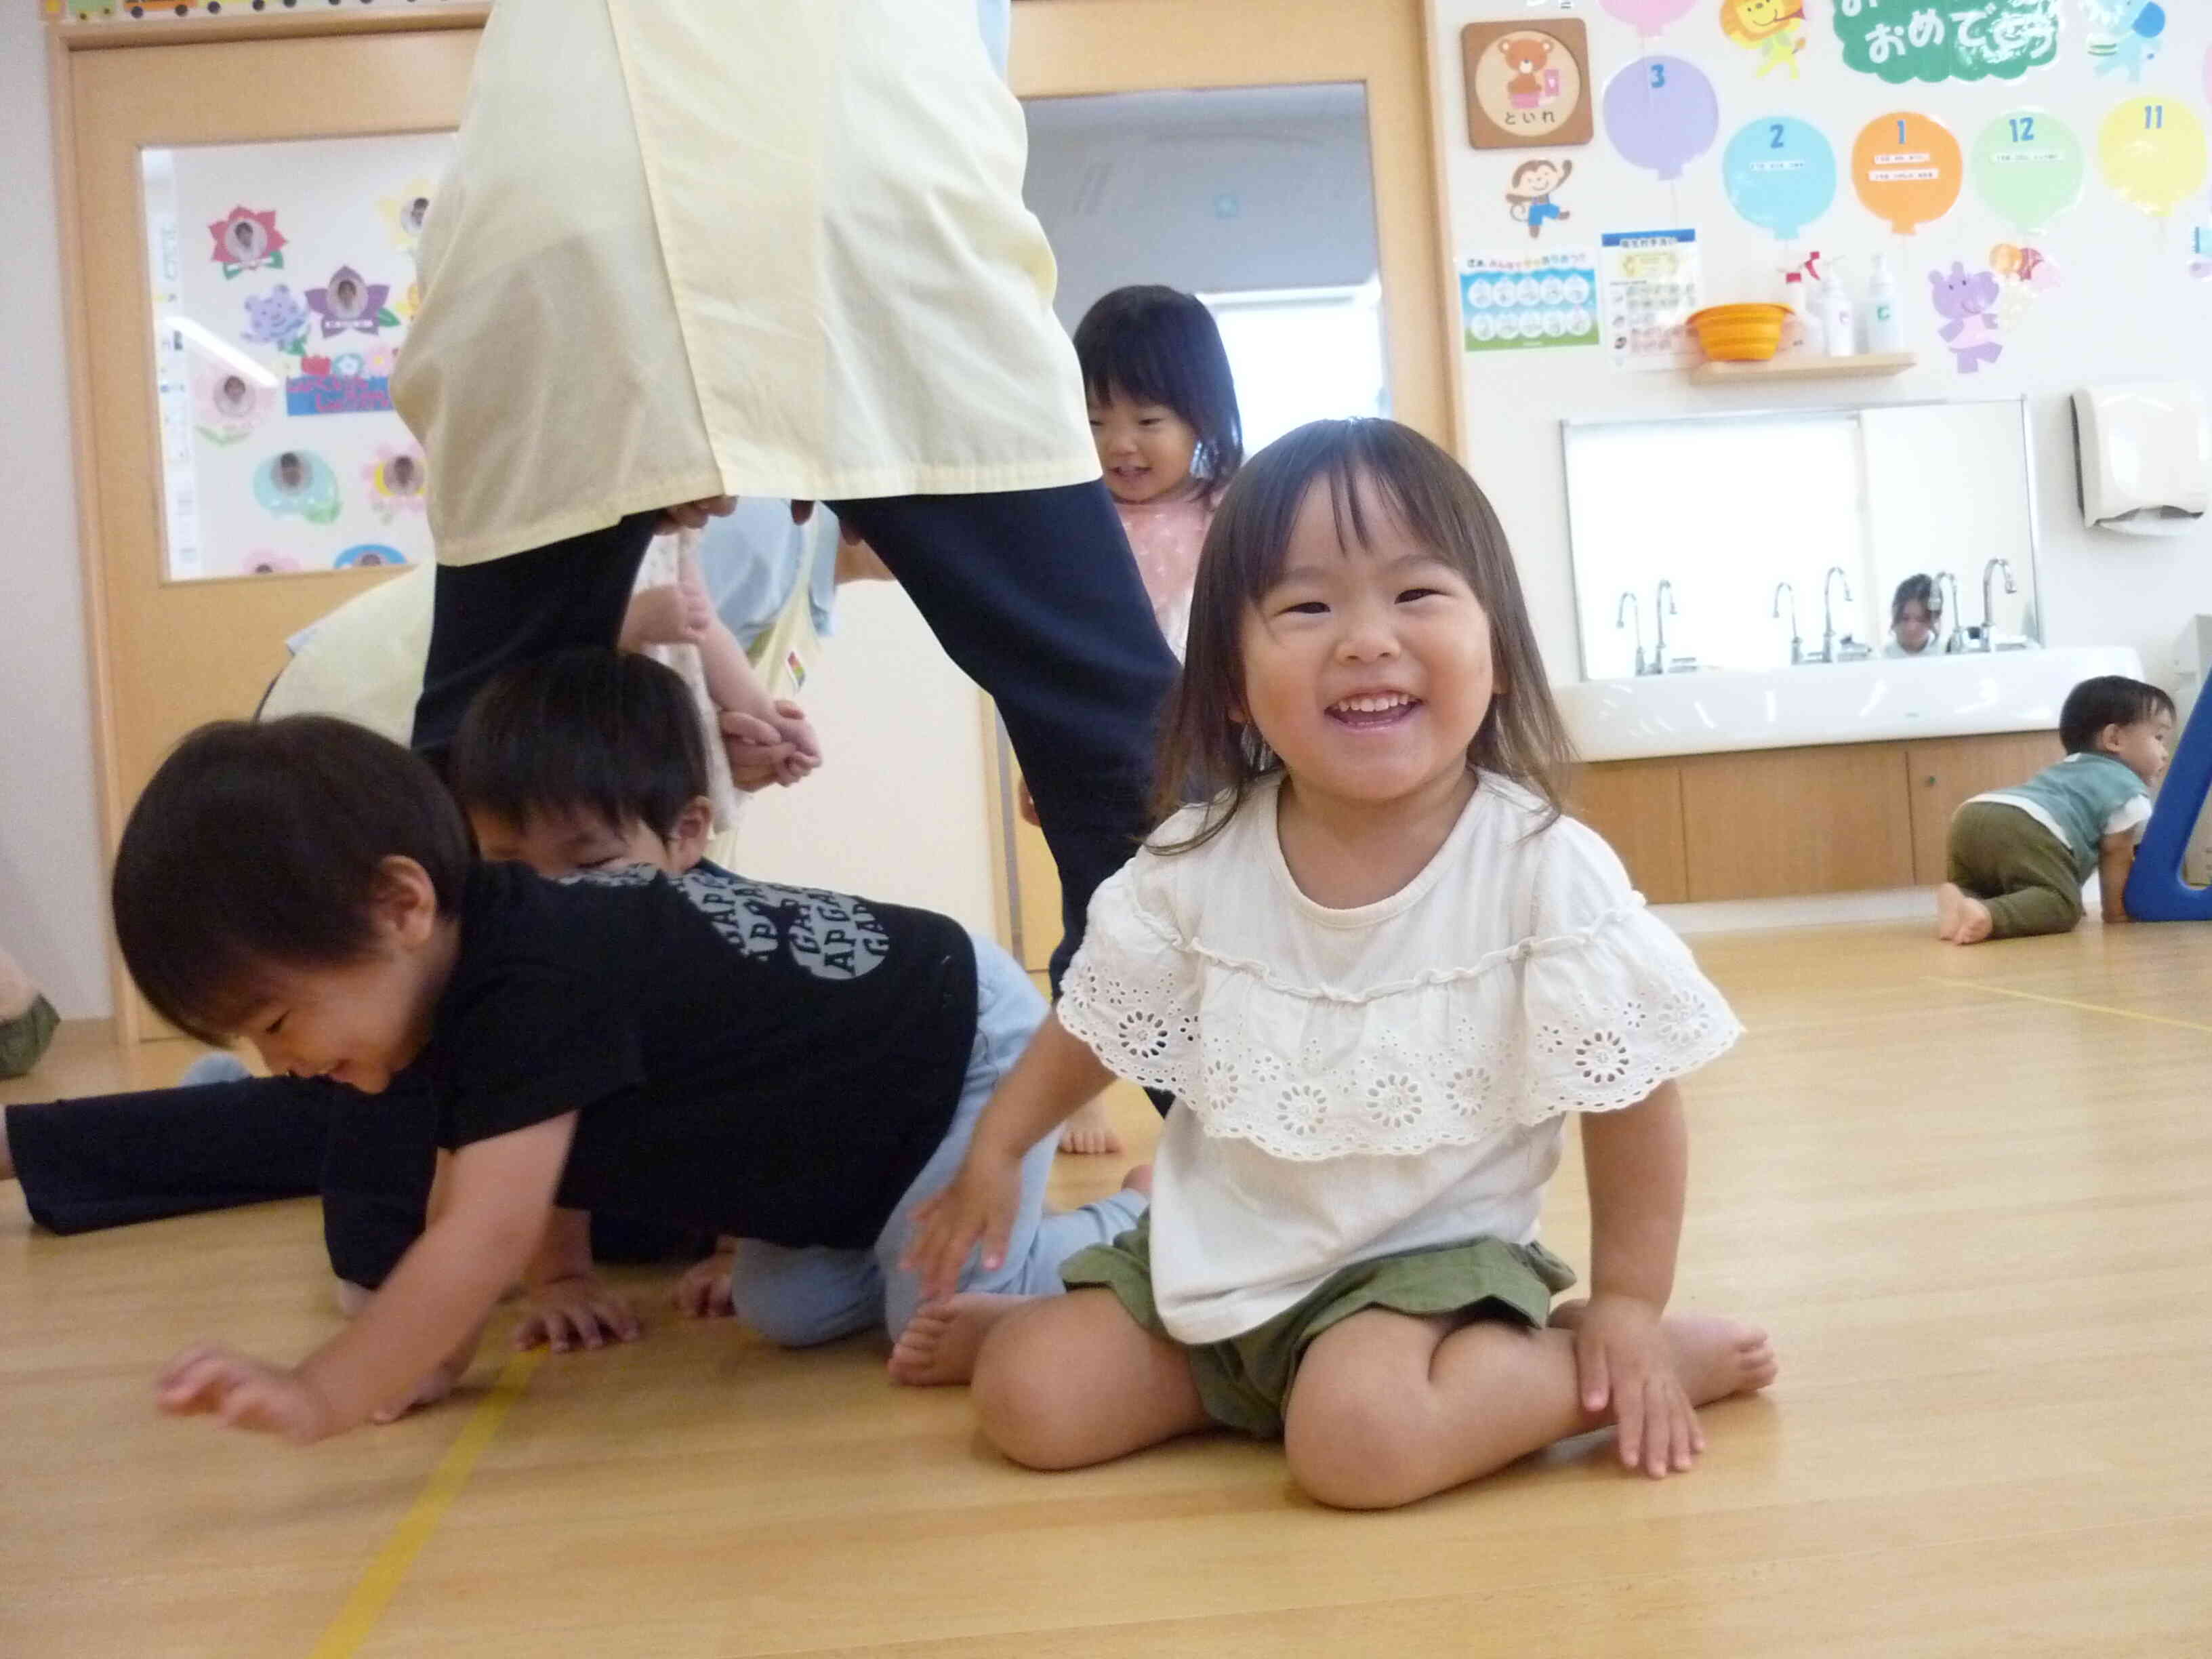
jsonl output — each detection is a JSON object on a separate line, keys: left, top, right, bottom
{"left": 396, "top": 0, "right": 1176, "bottom": 984}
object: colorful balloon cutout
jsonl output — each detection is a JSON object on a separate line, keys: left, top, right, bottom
{"left": 1969, "top": 110, "right": 2085, "bottom": 232}
{"left": 1851, "top": 111, "right": 1963, "bottom": 233}
{"left": 1603, "top": 57, "right": 1719, "bottom": 182}
{"left": 2097, "top": 96, "right": 2209, "bottom": 216}
{"left": 1724, "top": 117, "right": 1838, "bottom": 239}
{"left": 1601, "top": 0, "right": 1698, "bottom": 35}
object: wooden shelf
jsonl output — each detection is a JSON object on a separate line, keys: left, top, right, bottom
{"left": 1689, "top": 351, "right": 1917, "bottom": 385}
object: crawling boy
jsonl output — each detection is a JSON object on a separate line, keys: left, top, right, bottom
{"left": 1938, "top": 674, "right": 2175, "bottom": 944}
{"left": 119, "top": 650, "right": 1143, "bottom": 1441}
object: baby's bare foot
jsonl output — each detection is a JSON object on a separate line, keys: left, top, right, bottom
{"left": 1121, "top": 1162, "right": 1153, "bottom": 1200}
{"left": 1057, "top": 1100, "right": 1124, "bottom": 1157}
{"left": 1936, "top": 883, "right": 1993, "bottom": 945}
{"left": 888, "top": 1293, "right": 1032, "bottom": 1387}
{"left": 1551, "top": 1299, "right": 1778, "bottom": 1408}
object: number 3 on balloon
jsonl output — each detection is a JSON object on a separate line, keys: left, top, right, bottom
{"left": 1650, "top": 62, "right": 1666, "bottom": 89}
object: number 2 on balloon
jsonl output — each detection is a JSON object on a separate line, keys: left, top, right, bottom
{"left": 1770, "top": 123, "right": 1785, "bottom": 150}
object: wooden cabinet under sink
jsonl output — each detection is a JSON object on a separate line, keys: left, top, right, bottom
{"left": 1568, "top": 729, "right": 2062, "bottom": 902}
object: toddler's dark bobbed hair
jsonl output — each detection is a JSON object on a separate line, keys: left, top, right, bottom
{"left": 1155, "top": 417, "right": 1574, "bottom": 852}
{"left": 449, "top": 647, "right": 709, "bottom": 842}
{"left": 2059, "top": 675, "right": 2175, "bottom": 754}
{"left": 112, "top": 716, "right": 473, "bottom": 1045}
{"left": 1073, "top": 285, "right": 1244, "bottom": 497}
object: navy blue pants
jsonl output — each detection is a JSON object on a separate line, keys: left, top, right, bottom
{"left": 5, "top": 1080, "right": 705, "bottom": 1288}
{"left": 413, "top": 483, "right": 1177, "bottom": 987}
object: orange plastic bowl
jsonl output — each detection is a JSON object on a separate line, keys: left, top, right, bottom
{"left": 1687, "top": 302, "right": 1788, "bottom": 363}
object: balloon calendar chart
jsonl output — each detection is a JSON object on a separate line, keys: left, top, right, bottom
{"left": 1604, "top": 56, "right": 1719, "bottom": 182}
{"left": 1969, "top": 110, "right": 2085, "bottom": 232}
{"left": 1724, "top": 116, "right": 1839, "bottom": 240}
{"left": 2097, "top": 96, "right": 2209, "bottom": 218}
{"left": 1851, "top": 110, "right": 1963, "bottom": 233}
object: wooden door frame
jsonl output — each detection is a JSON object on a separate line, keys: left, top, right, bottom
{"left": 1010, "top": 0, "right": 1460, "bottom": 453}
{"left": 46, "top": 11, "right": 488, "bottom": 1040}
{"left": 996, "top": 0, "right": 1460, "bottom": 964}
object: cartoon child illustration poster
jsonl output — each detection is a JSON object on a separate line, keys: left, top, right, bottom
{"left": 1720, "top": 0, "right": 1807, "bottom": 79}
{"left": 1506, "top": 159, "right": 1574, "bottom": 238}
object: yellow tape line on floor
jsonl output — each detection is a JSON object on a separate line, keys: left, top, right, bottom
{"left": 307, "top": 1348, "right": 546, "bottom": 1659}
{"left": 1924, "top": 976, "right": 2212, "bottom": 1035}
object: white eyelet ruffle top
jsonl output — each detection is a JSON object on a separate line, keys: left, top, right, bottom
{"left": 1057, "top": 774, "right": 1743, "bottom": 1344}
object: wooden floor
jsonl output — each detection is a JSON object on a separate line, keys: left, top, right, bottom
{"left": 6, "top": 920, "right": 2212, "bottom": 1657}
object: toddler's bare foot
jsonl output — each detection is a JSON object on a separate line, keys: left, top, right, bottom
{"left": 888, "top": 1293, "right": 1032, "bottom": 1387}
{"left": 1057, "top": 1099, "right": 1124, "bottom": 1157}
{"left": 1936, "top": 883, "right": 1993, "bottom": 945}
{"left": 1550, "top": 1299, "right": 1778, "bottom": 1408}
{"left": 1121, "top": 1162, "right": 1153, "bottom": 1199}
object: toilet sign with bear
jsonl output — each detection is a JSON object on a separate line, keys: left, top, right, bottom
{"left": 1460, "top": 20, "right": 1595, "bottom": 151}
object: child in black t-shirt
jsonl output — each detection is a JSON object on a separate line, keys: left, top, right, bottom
{"left": 115, "top": 651, "right": 1147, "bottom": 1445}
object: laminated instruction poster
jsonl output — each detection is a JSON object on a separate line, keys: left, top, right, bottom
{"left": 1458, "top": 248, "right": 1601, "bottom": 353}
{"left": 1599, "top": 228, "right": 1703, "bottom": 371}
{"left": 144, "top": 130, "right": 455, "bottom": 582}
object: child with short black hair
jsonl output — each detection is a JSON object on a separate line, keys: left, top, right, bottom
{"left": 1939, "top": 674, "right": 2177, "bottom": 943}
{"left": 118, "top": 651, "right": 1145, "bottom": 1443}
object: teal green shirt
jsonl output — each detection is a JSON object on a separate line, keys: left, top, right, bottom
{"left": 0, "top": 992, "right": 57, "bottom": 1079}
{"left": 1976, "top": 753, "right": 2150, "bottom": 882}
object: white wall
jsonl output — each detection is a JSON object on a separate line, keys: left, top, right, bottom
{"left": 1, "top": 15, "right": 109, "bottom": 1018}
{"left": 1023, "top": 83, "right": 1381, "bottom": 327}
{"left": 1429, "top": 1, "right": 2212, "bottom": 694}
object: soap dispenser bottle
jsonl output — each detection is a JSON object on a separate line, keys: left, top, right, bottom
{"left": 1864, "top": 254, "right": 1904, "bottom": 352}
{"left": 1819, "top": 255, "right": 1857, "bottom": 356}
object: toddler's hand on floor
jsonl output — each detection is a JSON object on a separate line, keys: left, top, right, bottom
{"left": 902, "top": 1150, "right": 1025, "bottom": 1305}
{"left": 369, "top": 1349, "right": 472, "bottom": 1425}
{"left": 1570, "top": 1293, "right": 1702, "bottom": 1479}
{"left": 515, "top": 1273, "right": 642, "bottom": 1353}
{"left": 157, "top": 1344, "right": 335, "bottom": 1444}
{"left": 672, "top": 1247, "right": 737, "bottom": 1319}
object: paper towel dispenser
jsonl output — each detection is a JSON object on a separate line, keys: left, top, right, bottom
{"left": 2072, "top": 382, "right": 2210, "bottom": 537}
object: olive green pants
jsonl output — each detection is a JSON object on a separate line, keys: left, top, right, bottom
{"left": 1947, "top": 802, "right": 2083, "bottom": 939}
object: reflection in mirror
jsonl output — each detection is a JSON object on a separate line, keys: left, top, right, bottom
{"left": 1022, "top": 84, "right": 1388, "bottom": 451}
{"left": 1563, "top": 399, "right": 2040, "bottom": 681}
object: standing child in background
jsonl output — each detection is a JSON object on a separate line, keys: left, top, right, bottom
{"left": 1938, "top": 675, "right": 2175, "bottom": 944}
{"left": 1073, "top": 285, "right": 1244, "bottom": 659}
{"left": 899, "top": 420, "right": 1775, "bottom": 1508}
{"left": 1036, "top": 285, "right": 1245, "bottom": 1157}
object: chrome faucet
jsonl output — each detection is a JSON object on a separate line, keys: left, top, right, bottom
{"left": 1771, "top": 581, "right": 1803, "bottom": 665}
{"left": 1652, "top": 578, "right": 1677, "bottom": 675}
{"left": 1820, "top": 566, "right": 1853, "bottom": 664}
{"left": 1934, "top": 569, "right": 1964, "bottom": 653}
{"left": 1615, "top": 590, "right": 1645, "bottom": 677}
{"left": 1980, "top": 558, "right": 2017, "bottom": 653}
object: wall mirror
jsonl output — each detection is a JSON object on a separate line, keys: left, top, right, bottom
{"left": 1563, "top": 398, "right": 2042, "bottom": 681}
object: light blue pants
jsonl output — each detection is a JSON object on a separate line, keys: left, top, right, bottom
{"left": 728, "top": 933, "right": 1147, "bottom": 1346}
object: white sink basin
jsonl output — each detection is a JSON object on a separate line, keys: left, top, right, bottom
{"left": 1556, "top": 646, "right": 2147, "bottom": 762}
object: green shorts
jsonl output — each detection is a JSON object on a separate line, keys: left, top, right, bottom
{"left": 1061, "top": 1213, "right": 1577, "bottom": 1439}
